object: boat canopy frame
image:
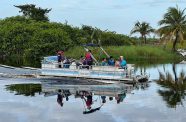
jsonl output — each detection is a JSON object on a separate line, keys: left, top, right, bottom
{"left": 82, "top": 43, "right": 110, "bottom": 63}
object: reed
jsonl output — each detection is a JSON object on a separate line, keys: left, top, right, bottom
{"left": 65, "top": 45, "right": 180, "bottom": 61}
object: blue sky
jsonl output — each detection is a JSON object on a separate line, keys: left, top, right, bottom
{"left": 0, "top": 0, "right": 186, "bottom": 35}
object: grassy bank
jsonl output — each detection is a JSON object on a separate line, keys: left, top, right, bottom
{"left": 0, "top": 45, "right": 181, "bottom": 68}
{"left": 65, "top": 45, "right": 180, "bottom": 61}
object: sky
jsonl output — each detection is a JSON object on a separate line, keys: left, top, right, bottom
{"left": 0, "top": 0, "right": 186, "bottom": 35}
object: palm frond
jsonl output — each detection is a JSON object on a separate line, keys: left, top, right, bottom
{"left": 131, "top": 21, "right": 154, "bottom": 37}
{"left": 158, "top": 6, "right": 186, "bottom": 49}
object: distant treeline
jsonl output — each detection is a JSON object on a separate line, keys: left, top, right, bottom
{"left": 0, "top": 16, "right": 141, "bottom": 58}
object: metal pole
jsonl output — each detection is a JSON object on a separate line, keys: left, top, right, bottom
{"left": 84, "top": 47, "right": 98, "bottom": 63}
{"left": 99, "top": 46, "right": 110, "bottom": 58}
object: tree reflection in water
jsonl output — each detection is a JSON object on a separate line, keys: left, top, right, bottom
{"left": 5, "top": 84, "right": 41, "bottom": 96}
{"left": 157, "top": 64, "right": 186, "bottom": 108}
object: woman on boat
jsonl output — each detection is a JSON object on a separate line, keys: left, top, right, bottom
{"left": 115, "top": 58, "right": 120, "bottom": 67}
{"left": 84, "top": 50, "right": 93, "bottom": 68}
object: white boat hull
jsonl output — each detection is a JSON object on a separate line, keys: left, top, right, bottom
{"left": 41, "top": 67, "right": 135, "bottom": 83}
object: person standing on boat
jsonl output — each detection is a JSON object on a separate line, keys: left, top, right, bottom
{"left": 60, "top": 51, "right": 65, "bottom": 62}
{"left": 84, "top": 50, "right": 93, "bottom": 68}
{"left": 57, "top": 50, "right": 65, "bottom": 68}
{"left": 57, "top": 52, "right": 62, "bottom": 68}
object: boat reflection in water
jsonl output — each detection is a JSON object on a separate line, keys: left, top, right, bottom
{"left": 5, "top": 80, "right": 149, "bottom": 114}
{"left": 41, "top": 81, "right": 134, "bottom": 114}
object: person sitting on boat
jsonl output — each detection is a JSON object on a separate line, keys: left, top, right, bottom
{"left": 115, "top": 58, "right": 120, "bottom": 67}
{"left": 108, "top": 56, "right": 115, "bottom": 66}
{"left": 63, "top": 57, "right": 70, "bottom": 68}
{"left": 101, "top": 58, "right": 108, "bottom": 66}
{"left": 76, "top": 56, "right": 84, "bottom": 68}
{"left": 119, "top": 56, "right": 127, "bottom": 69}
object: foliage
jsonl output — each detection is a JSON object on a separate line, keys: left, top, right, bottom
{"left": 157, "top": 6, "right": 186, "bottom": 51}
{"left": 14, "top": 4, "right": 51, "bottom": 21}
{"left": 0, "top": 16, "right": 138, "bottom": 58}
{"left": 131, "top": 21, "right": 154, "bottom": 44}
{"left": 0, "top": 16, "right": 72, "bottom": 58}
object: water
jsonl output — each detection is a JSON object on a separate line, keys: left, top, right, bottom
{"left": 0, "top": 63, "right": 186, "bottom": 122}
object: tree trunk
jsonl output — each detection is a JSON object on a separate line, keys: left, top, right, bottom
{"left": 172, "top": 31, "right": 179, "bottom": 51}
{"left": 141, "top": 35, "right": 143, "bottom": 45}
{"left": 144, "top": 35, "right": 147, "bottom": 44}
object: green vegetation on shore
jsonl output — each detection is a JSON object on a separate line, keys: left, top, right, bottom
{"left": 65, "top": 46, "right": 179, "bottom": 61}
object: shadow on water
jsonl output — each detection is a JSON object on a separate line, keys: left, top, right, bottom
{"left": 156, "top": 63, "right": 186, "bottom": 108}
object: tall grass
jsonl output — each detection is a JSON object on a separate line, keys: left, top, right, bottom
{"left": 163, "top": 41, "right": 186, "bottom": 50}
{"left": 65, "top": 45, "right": 180, "bottom": 61}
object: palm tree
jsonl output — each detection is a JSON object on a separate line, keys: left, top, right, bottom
{"left": 158, "top": 6, "right": 186, "bottom": 51}
{"left": 131, "top": 21, "right": 154, "bottom": 44}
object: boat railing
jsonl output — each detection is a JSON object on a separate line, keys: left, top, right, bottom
{"left": 41, "top": 62, "right": 135, "bottom": 79}
{"left": 42, "top": 62, "right": 130, "bottom": 71}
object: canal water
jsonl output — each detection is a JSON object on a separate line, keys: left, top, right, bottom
{"left": 0, "top": 63, "right": 186, "bottom": 122}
